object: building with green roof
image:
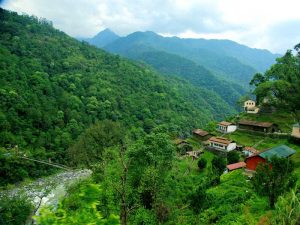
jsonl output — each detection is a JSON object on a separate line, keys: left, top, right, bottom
{"left": 245, "top": 145, "right": 296, "bottom": 171}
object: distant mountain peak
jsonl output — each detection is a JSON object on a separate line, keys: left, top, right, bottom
{"left": 86, "top": 28, "right": 120, "bottom": 48}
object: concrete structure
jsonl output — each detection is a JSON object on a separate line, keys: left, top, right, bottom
{"left": 244, "top": 100, "right": 259, "bottom": 114}
{"left": 208, "top": 137, "right": 236, "bottom": 152}
{"left": 238, "top": 120, "right": 278, "bottom": 133}
{"left": 217, "top": 121, "right": 237, "bottom": 133}
{"left": 245, "top": 145, "right": 295, "bottom": 171}
{"left": 291, "top": 123, "right": 300, "bottom": 139}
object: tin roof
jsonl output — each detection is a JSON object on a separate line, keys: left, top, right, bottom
{"left": 227, "top": 162, "right": 246, "bottom": 171}
{"left": 219, "top": 121, "right": 233, "bottom": 126}
{"left": 259, "top": 145, "right": 296, "bottom": 159}
{"left": 208, "top": 136, "right": 232, "bottom": 145}
{"left": 238, "top": 120, "right": 274, "bottom": 128}
{"left": 193, "top": 129, "right": 209, "bottom": 136}
{"left": 244, "top": 146, "right": 258, "bottom": 154}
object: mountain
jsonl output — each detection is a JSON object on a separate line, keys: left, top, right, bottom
{"left": 102, "top": 31, "right": 279, "bottom": 86}
{"left": 82, "top": 28, "right": 120, "bottom": 47}
{"left": 129, "top": 50, "right": 245, "bottom": 106}
{"left": 0, "top": 8, "right": 235, "bottom": 164}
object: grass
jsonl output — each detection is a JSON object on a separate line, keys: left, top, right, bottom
{"left": 239, "top": 111, "right": 295, "bottom": 133}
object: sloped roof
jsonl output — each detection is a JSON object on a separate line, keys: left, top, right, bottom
{"left": 227, "top": 162, "right": 246, "bottom": 171}
{"left": 208, "top": 136, "right": 232, "bottom": 145}
{"left": 293, "top": 123, "right": 300, "bottom": 128}
{"left": 238, "top": 120, "right": 274, "bottom": 128}
{"left": 244, "top": 146, "right": 258, "bottom": 154}
{"left": 219, "top": 121, "right": 233, "bottom": 126}
{"left": 259, "top": 145, "right": 296, "bottom": 159}
{"left": 193, "top": 129, "right": 209, "bottom": 136}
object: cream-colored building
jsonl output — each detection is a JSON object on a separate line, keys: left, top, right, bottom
{"left": 291, "top": 124, "right": 300, "bottom": 138}
{"left": 244, "top": 100, "right": 259, "bottom": 114}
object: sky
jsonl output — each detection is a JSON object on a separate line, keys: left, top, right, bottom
{"left": 1, "top": 0, "right": 300, "bottom": 53}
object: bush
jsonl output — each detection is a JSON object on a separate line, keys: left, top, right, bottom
{"left": 211, "top": 156, "right": 227, "bottom": 175}
{"left": 227, "top": 151, "right": 240, "bottom": 164}
{"left": 197, "top": 158, "right": 207, "bottom": 170}
{"left": 0, "top": 194, "right": 33, "bottom": 225}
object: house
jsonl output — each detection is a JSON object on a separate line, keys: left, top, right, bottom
{"left": 242, "top": 146, "right": 258, "bottom": 157}
{"left": 291, "top": 123, "right": 300, "bottom": 139}
{"left": 217, "top": 121, "right": 237, "bottom": 133}
{"left": 226, "top": 162, "right": 246, "bottom": 172}
{"left": 245, "top": 145, "right": 296, "bottom": 171}
{"left": 175, "top": 139, "right": 192, "bottom": 155}
{"left": 193, "top": 129, "right": 212, "bottom": 141}
{"left": 238, "top": 120, "right": 278, "bottom": 133}
{"left": 244, "top": 100, "right": 259, "bottom": 114}
{"left": 186, "top": 150, "right": 203, "bottom": 160}
{"left": 208, "top": 136, "right": 236, "bottom": 152}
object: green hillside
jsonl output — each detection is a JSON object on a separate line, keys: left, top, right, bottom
{"left": 0, "top": 9, "right": 235, "bottom": 165}
{"left": 133, "top": 50, "right": 246, "bottom": 107}
{"left": 103, "top": 31, "right": 277, "bottom": 86}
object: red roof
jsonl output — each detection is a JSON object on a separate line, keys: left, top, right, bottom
{"left": 226, "top": 162, "right": 246, "bottom": 171}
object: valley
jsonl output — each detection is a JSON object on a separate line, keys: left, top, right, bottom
{"left": 0, "top": 7, "right": 299, "bottom": 225}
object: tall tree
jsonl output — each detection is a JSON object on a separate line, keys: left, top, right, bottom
{"left": 251, "top": 157, "right": 296, "bottom": 208}
{"left": 250, "top": 45, "right": 300, "bottom": 124}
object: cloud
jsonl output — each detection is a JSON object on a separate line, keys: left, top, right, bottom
{"left": 1, "top": 0, "right": 300, "bottom": 53}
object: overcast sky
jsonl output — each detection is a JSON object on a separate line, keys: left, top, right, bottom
{"left": 1, "top": 0, "right": 300, "bottom": 53}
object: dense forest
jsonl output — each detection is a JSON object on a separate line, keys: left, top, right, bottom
{"left": 0, "top": 8, "right": 238, "bottom": 185}
{"left": 0, "top": 8, "right": 299, "bottom": 225}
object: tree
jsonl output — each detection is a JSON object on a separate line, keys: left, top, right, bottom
{"left": 211, "top": 156, "right": 227, "bottom": 175}
{"left": 67, "top": 120, "right": 124, "bottom": 166}
{"left": 271, "top": 189, "right": 300, "bottom": 225}
{"left": 197, "top": 158, "right": 207, "bottom": 170}
{"left": 227, "top": 151, "right": 240, "bottom": 164}
{"left": 250, "top": 45, "right": 300, "bottom": 124}
{"left": 251, "top": 157, "right": 296, "bottom": 208}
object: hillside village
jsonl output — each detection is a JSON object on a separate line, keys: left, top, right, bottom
{"left": 177, "top": 99, "right": 300, "bottom": 177}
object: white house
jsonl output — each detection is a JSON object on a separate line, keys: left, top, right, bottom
{"left": 292, "top": 123, "right": 300, "bottom": 139}
{"left": 244, "top": 100, "right": 259, "bottom": 114}
{"left": 217, "top": 121, "right": 237, "bottom": 133}
{"left": 208, "top": 137, "right": 236, "bottom": 152}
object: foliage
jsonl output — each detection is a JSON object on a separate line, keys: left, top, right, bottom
{"left": 227, "top": 151, "right": 240, "bottom": 164}
{"left": 252, "top": 157, "right": 296, "bottom": 208}
{"left": 197, "top": 158, "right": 207, "bottom": 170}
{"left": 36, "top": 180, "right": 119, "bottom": 225}
{"left": 0, "top": 194, "right": 33, "bottom": 225}
{"left": 0, "top": 8, "right": 228, "bottom": 186}
{"left": 211, "top": 155, "right": 227, "bottom": 175}
{"left": 67, "top": 120, "right": 124, "bottom": 166}
{"left": 250, "top": 46, "right": 300, "bottom": 123}
{"left": 271, "top": 188, "right": 300, "bottom": 225}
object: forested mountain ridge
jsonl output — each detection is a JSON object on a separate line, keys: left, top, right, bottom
{"left": 94, "top": 30, "right": 278, "bottom": 86}
{"left": 123, "top": 49, "right": 246, "bottom": 106}
{"left": 0, "top": 8, "right": 235, "bottom": 166}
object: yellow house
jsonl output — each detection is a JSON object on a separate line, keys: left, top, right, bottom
{"left": 291, "top": 124, "right": 300, "bottom": 138}
{"left": 244, "top": 100, "right": 259, "bottom": 114}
